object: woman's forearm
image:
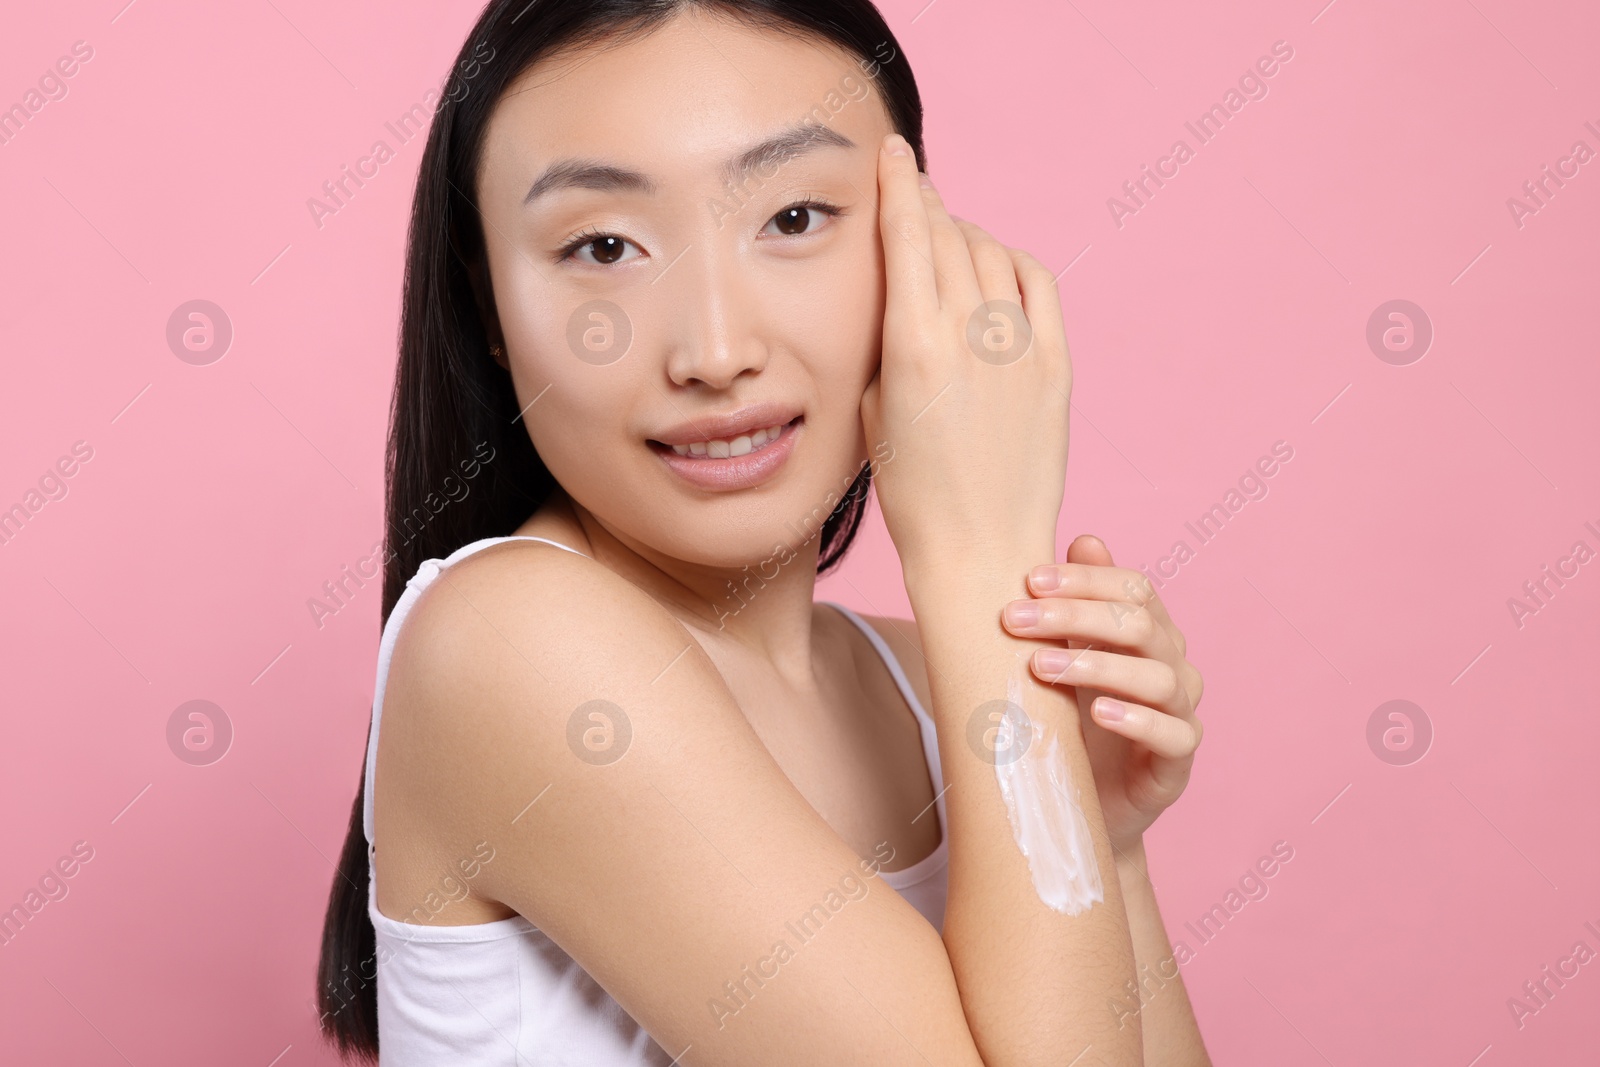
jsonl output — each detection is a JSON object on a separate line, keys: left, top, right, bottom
{"left": 1115, "top": 840, "right": 1211, "bottom": 1065}
{"left": 905, "top": 546, "right": 1141, "bottom": 1066}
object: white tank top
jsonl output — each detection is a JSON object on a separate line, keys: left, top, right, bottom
{"left": 363, "top": 534, "right": 950, "bottom": 1064}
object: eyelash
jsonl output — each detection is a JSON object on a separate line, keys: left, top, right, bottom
{"left": 554, "top": 197, "right": 847, "bottom": 264}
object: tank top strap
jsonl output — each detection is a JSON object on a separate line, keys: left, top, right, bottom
{"left": 818, "top": 600, "right": 949, "bottom": 873}
{"left": 362, "top": 534, "right": 589, "bottom": 851}
{"left": 818, "top": 601, "right": 935, "bottom": 731}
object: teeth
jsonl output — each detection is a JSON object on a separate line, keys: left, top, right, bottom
{"left": 670, "top": 423, "right": 785, "bottom": 458}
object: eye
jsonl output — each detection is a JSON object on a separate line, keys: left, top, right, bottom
{"left": 557, "top": 230, "right": 643, "bottom": 267}
{"left": 761, "top": 198, "right": 844, "bottom": 239}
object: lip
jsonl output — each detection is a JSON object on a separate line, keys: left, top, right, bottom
{"left": 648, "top": 401, "right": 803, "bottom": 447}
{"left": 649, "top": 415, "right": 803, "bottom": 492}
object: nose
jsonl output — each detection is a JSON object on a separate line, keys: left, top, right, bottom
{"left": 658, "top": 238, "right": 770, "bottom": 390}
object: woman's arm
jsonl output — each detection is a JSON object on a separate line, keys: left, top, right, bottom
{"left": 856, "top": 132, "right": 1141, "bottom": 1063}
{"left": 1116, "top": 840, "right": 1212, "bottom": 1064}
{"left": 382, "top": 543, "right": 1003, "bottom": 1066}
{"left": 904, "top": 547, "right": 1142, "bottom": 1066}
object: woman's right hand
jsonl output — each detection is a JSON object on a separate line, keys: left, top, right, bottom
{"left": 860, "top": 132, "right": 1073, "bottom": 575}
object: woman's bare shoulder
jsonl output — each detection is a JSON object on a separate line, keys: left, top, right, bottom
{"left": 384, "top": 567, "right": 985, "bottom": 1062}
{"left": 389, "top": 536, "right": 686, "bottom": 706}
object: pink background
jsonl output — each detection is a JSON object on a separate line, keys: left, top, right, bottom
{"left": 2, "top": 0, "right": 1596, "bottom": 1063}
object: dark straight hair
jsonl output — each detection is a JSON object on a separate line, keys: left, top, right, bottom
{"left": 315, "top": 0, "right": 925, "bottom": 1059}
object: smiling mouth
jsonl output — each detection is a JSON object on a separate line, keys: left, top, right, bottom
{"left": 647, "top": 415, "right": 802, "bottom": 459}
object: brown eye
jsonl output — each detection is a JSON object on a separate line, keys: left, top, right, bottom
{"left": 771, "top": 205, "right": 813, "bottom": 236}
{"left": 762, "top": 200, "right": 839, "bottom": 239}
{"left": 560, "top": 232, "right": 641, "bottom": 266}
{"left": 586, "top": 236, "right": 627, "bottom": 264}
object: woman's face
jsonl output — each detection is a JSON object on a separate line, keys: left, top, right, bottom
{"left": 475, "top": 9, "right": 896, "bottom": 567}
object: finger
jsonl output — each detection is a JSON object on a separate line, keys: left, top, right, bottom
{"left": 1030, "top": 647, "right": 1192, "bottom": 719}
{"left": 1001, "top": 595, "right": 1179, "bottom": 661}
{"left": 1066, "top": 533, "right": 1113, "bottom": 568}
{"left": 876, "top": 133, "right": 937, "bottom": 321}
{"left": 1028, "top": 556, "right": 1178, "bottom": 638}
{"left": 914, "top": 173, "right": 982, "bottom": 312}
{"left": 1089, "top": 697, "right": 1204, "bottom": 762}
{"left": 1062, "top": 535, "right": 1182, "bottom": 652}
{"left": 951, "top": 218, "right": 1022, "bottom": 307}
{"left": 1007, "top": 247, "right": 1070, "bottom": 380}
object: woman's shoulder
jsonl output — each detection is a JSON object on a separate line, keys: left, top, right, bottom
{"left": 392, "top": 533, "right": 677, "bottom": 691}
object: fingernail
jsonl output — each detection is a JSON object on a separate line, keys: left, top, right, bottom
{"left": 885, "top": 133, "right": 911, "bottom": 156}
{"left": 1096, "top": 699, "right": 1127, "bottom": 722}
{"left": 1036, "top": 648, "right": 1080, "bottom": 675}
{"left": 1029, "top": 566, "right": 1059, "bottom": 592}
{"left": 1003, "top": 601, "right": 1038, "bottom": 627}
{"left": 918, "top": 172, "right": 934, "bottom": 189}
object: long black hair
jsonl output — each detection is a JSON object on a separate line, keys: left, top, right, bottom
{"left": 315, "top": 0, "right": 926, "bottom": 1059}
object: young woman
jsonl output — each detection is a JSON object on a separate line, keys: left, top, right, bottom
{"left": 316, "top": 1, "right": 1209, "bottom": 1063}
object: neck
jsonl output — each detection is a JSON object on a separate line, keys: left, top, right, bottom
{"left": 542, "top": 489, "right": 829, "bottom": 686}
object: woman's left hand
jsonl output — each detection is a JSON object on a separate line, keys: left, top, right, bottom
{"left": 1000, "top": 534, "right": 1204, "bottom": 858}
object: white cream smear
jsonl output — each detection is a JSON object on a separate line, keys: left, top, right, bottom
{"left": 992, "top": 654, "right": 1104, "bottom": 915}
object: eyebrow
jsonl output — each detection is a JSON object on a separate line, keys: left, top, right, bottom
{"left": 521, "top": 121, "right": 857, "bottom": 206}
